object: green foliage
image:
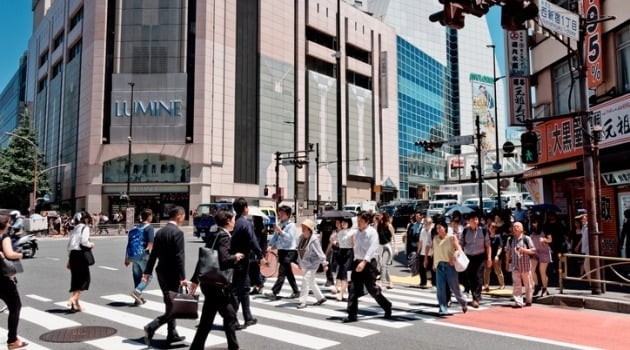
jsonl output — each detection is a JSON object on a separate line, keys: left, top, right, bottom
{"left": 0, "top": 110, "right": 49, "bottom": 212}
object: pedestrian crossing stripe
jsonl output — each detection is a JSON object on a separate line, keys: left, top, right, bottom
{"left": 13, "top": 278, "right": 487, "bottom": 350}
{"left": 0, "top": 326, "right": 52, "bottom": 350}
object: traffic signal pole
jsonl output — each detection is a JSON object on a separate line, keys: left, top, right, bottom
{"left": 475, "top": 115, "right": 484, "bottom": 209}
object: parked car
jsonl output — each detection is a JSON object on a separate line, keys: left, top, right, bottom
{"left": 427, "top": 200, "right": 458, "bottom": 217}
{"left": 259, "top": 206, "right": 277, "bottom": 233}
{"left": 192, "top": 201, "right": 234, "bottom": 241}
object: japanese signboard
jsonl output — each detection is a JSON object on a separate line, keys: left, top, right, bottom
{"left": 583, "top": 0, "right": 604, "bottom": 88}
{"left": 539, "top": 0, "right": 579, "bottom": 40}
{"left": 532, "top": 95, "right": 630, "bottom": 164}
{"left": 508, "top": 77, "right": 531, "bottom": 125}
{"left": 506, "top": 30, "right": 529, "bottom": 77}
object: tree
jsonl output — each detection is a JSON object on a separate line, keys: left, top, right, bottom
{"left": 0, "top": 110, "right": 49, "bottom": 213}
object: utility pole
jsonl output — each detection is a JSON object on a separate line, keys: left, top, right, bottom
{"left": 274, "top": 151, "right": 281, "bottom": 214}
{"left": 335, "top": 0, "right": 343, "bottom": 209}
{"left": 126, "top": 82, "right": 135, "bottom": 206}
{"left": 475, "top": 115, "right": 483, "bottom": 208}
{"left": 315, "top": 142, "right": 320, "bottom": 216}
{"left": 488, "top": 44, "right": 501, "bottom": 211}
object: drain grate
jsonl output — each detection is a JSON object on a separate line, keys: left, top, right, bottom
{"left": 39, "top": 326, "right": 117, "bottom": 343}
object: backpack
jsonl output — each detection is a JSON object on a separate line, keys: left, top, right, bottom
{"left": 126, "top": 224, "right": 148, "bottom": 258}
{"left": 462, "top": 226, "right": 487, "bottom": 248}
{"left": 507, "top": 235, "right": 531, "bottom": 250}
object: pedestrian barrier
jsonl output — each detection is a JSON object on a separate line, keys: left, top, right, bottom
{"left": 558, "top": 253, "right": 630, "bottom": 293}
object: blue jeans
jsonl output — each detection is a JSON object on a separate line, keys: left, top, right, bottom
{"left": 436, "top": 261, "right": 467, "bottom": 313}
{"left": 130, "top": 253, "right": 151, "bottom": 292}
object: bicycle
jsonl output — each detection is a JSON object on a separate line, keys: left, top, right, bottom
{"left": 260, "top": 250, "right": 279, "bottom": 278}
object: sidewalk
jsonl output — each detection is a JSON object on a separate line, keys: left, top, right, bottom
{"left": 392, "top": 274, "right": 630, "bottom": 314}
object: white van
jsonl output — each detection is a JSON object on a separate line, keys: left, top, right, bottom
{"left": 427, "top": 200, "right": 458, "bottom": 216}
{"left": 343, "top": 201, "right": 377, "bottom": 215}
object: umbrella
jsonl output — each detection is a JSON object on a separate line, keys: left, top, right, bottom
{"left": 318, "top": 210, "right": 355, "bottom": 219}
{"left": 247, "top": 206, "right": 269, "bottom": 220}
{"left": 530, "top": 203, "right": 560, "bottom": 212}
{"left": 445, "top": 205, "right": 478, "bottom": 217}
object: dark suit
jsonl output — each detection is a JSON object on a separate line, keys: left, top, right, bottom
{"left": 230, "top": 215, "right": 262, "bottom": 323}
{"left": 190, "top": 228, "right": 239, "bottom": 350}
{"left": 144, "top": 222, "right": 186, "bottom": 338}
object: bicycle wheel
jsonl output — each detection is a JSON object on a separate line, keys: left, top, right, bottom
{"left": 260, "top": 251, "right": 279, "bottom": 278}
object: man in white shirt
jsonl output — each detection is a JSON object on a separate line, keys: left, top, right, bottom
{"left": 343, "top": 212, "right": 392, "bottom": 323}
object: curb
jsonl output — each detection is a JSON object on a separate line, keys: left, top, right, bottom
{"left": 535, "top": 294, "right": 630, "bottom": 314}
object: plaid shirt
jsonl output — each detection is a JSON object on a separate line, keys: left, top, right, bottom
{"left": 508, "top": 235, "right": 535, "bottom": 272}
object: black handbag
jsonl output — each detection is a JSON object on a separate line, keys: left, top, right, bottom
{"left": 196, "top": 233, "right": 233, "bottom": 288}
{"left": 168, "top": 285, "right": 199, "bottom": 319}
{"left": 81, "top": 246, "right": 95, "bottom": 266}
{"left": 1, "top": 257, "right": 23, "bottom": 276}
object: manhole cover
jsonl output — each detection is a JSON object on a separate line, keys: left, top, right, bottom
{"left": 39, "top": 326, "right": 117, "bottom": 343}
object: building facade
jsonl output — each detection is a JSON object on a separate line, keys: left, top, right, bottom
{"left": 25, "top": 0, "right": 398, "bottom": 218}
{"left": 0, "top": 53, "right": 28, "bottom": 148}
{"left": 526, "top": 0, "right": 630, "bottom": 256}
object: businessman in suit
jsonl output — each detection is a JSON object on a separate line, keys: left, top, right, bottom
{"left": 230, "top": 197, "right": 263, "bottom": 330}
{"left": 142, "top": 206, "right": 187, "bottom": 346}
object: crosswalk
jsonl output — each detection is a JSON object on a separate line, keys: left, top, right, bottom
{"left": 1, "top": 275, "right": 501, "bottom": 349}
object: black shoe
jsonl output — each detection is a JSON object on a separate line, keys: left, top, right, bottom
{"left": 235, "top": 322, "right": 245, "bottom": 330}
{"left": 143, "top": 326, "right": 154, "bottom": 346}
{"left": 250, "top": 286, "right": 262, "bottom": 295}
{"left": 384, "top": 308, "right": 392, "bottom": 319}
{"left": 342, "top": 317, "right": 357, "bottom": 323}
{"left": 533, "top": 285, "right": 541, "bottom": 296}
{"left": 324, "top": 280, "right": 333, "bottom": 287}
{"left": 314, "top": 298, "right": 327, "bottom": 306}
{"left": 166, "top": 335, "right": 185, "bottom": 344}
{"left": 244, "top": 318, "right": 258, "bottom": 327}
{"left": 288, "top": 292, "right": 300, "bottom": 299}
{"left": 264, "top": 292, "right": 280, "bottom": 300}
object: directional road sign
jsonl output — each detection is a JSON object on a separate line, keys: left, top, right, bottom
{"left": 447, "top": 135, "right": 474, "bottom": 146}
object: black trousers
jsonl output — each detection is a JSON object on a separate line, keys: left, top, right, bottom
{"left": 271, "top": 250, "right": 299, "bottom": 295}
{"left": 145, "top": 271, "right": 179, "bottom": 336}
{"left": 466, "top": 253, "right": 486, "bottom": 302}
{"left": 347, "top": 260, "right": 392, "bottom": 319}
{"left": 0, "top": 277, "right": 21, "bottom": 343}
{"left": 418, "top": 255, "right": 435, "bottom": 286}
{"left": 190, "top": 285, "right": 239, "bottom": 350}
{"left": 230, "top": 264, "right": 254, "bottom": 322}
{"left": 248, "top": 258, "right": 264, "bottom": 287}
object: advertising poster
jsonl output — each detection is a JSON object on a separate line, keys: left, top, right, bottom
{"left": 471, "top": 74, "right": 495, "bottom": 151}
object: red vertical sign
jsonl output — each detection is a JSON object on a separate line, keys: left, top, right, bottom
{"left": 583, "top": 0, "right": 604, "bottom": 88}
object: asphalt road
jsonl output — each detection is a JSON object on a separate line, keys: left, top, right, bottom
{"left": 1, "top": 232, "right": 627, "bottom": 350}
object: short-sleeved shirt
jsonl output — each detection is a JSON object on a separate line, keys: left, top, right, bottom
{"left": 432, "top": 234, "right": 455, "bottom": 269}
{"left": 508, "top": 235, "right": 535, "bottom": 272}
{"left": 462, "top": 226, "right": 489, "bottom": 256}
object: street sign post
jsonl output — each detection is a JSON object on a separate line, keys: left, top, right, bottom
{"left": 447, "top": 135, "right": 474, "bottom": 146}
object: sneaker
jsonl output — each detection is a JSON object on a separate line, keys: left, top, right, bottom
{"left": 288, "top": 292, "right": 300, "bottom": 299}
{"left": 131, "top": 290, "right": 145, "bottom": 305}
{"left": 513, "top": 302, "right": 523, "bottom": 308}
{"left": 296, "top": 303, "right": 307, "bottom": 309}
{"left": 314, "top": 298, "right": 327, "bottom": 306}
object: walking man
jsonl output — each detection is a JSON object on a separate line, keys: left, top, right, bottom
{"left": 142, "top": 206, "right": 187, "bottom": 346}
{"left": 505, "top": 222, "right": 536, "bottom": 307}
{"left": 343, "top": 211, "right": 392, "bottom": 323}
{"left": 231, "top": 197, "right": 262, "bottom": 329}
{"left": 265, "top": 205, "right": 300, "bottom": 300}
{"left": 125, "top": 208, "right": 155, "bottom": 305}
{"left": 461, "top": 212, "right": 491, "bottom": 308}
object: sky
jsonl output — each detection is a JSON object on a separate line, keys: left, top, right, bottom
{"left": 0, "top": 1, "right": 32, "bottom": 90}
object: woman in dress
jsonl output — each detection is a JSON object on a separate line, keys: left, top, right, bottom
{"left": 0, "top": 214, "right": 27, "bottom": 349}
{"left": 432, "top": 219, "right": 468, "bottom": 316}
{"left": 529, "top": 216, "right": 552, "bottom": 296}
{"left": 332, "top": 218, "right": 355, "bottom": 301}
{"left": 67, "top": 211, "right": 95, "bottom": 312}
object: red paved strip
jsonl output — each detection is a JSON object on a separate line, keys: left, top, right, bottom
{"left": 440, "top": 305, "right": 630, "bottom": 349}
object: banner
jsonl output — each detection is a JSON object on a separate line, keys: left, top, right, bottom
{"left": 471, "top": 74, "right": 495, "bottom": 151}
{"left": 583, "top": 0, "right": 604, "bottom": 88}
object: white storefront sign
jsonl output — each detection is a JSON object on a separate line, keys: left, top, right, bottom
{"left": 539, "top": 0, "right": 580, "bottom": 40}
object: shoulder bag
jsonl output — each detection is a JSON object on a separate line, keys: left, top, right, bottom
{"left": 1, "top": 257, "right": 23, "bottom": 277}
{"left": 81, "top": 245, "right": 95, "bottom": 266}
{"left": 168, "top": 285, "right": 199, "bottom": 319}
{"left": 196, "top": 232, "right": 233, "bottom": 288}
{"left": 452, "top": 236, "right": 469, "bottom": 272}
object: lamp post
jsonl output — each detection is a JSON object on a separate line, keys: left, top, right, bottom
{"left": 474, "top": 115, "right": 484, "bottom": 208}
{"left": 315, "top": 142, "right": 320, "bottom": 216}
{"left": 126, "top": 82, "right": 135, "bottom": 205}
{"left": 335, "top": 0, "right": 343, "bottom": 210}
{"left": 487, "top": 44, "right": 501, "bottom": 211}
{"left": 5, "top": 131, "right": 38, "bottom": 211}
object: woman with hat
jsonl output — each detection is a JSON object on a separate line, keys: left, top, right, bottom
{"left": 296, "top": 219, "right": 328, "bottom": 309}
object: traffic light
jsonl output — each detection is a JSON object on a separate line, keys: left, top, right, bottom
{"left": 263, "top": 186, "right": 269, "bottom": 196}
{"left": 429, "top": 1, "right": 492, "bottom": 30}
{"left": 520, "top": 131, "right": 538, "bottom": 163}
{"left": 501, "top": 0, "right": 539, "bottom": 31}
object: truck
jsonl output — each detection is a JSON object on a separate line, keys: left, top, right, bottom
{"left": 343, "top": 200, "right": 377, "bottom": 215}
{"left": 433, "top": 183, "right": 490, "bottom": 205}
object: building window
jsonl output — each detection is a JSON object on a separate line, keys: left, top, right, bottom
{"left": 617, "top": 24, "right": 630, "bottom": 94}
{"left": 68, "top": 40, "right": 82, "bottom": 61}
{"left": 39, "top": 51, "right": 49, "bottom": 67}
{"left": 52, "top": 61, "right": 63, "bottom": 78}
{"left": 70, "top": 7, "right": 84, "bottom": 30}
{"left": 38, "top": 78, "right": 48, "bottom": 92}
{"left": 53, "top": 32, "right": 64, "bottom": 50}
{"left": 552, "top": 59, "right": 580, "bottom": 115}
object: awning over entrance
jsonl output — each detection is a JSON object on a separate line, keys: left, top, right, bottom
{"left": 521, "top": 161, "right": 578, "bottom": 180}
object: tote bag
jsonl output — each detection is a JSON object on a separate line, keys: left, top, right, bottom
{"left": 454, "top": 250, "right": 469, "bottom": 272}
{"left": 167, "top": 286, "right": 199, "bottom": 319}
{"left": 196, "top": 233, "right": 233, "bottom": 288}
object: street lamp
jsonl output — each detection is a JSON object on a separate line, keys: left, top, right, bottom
{"left": 125, "top": 82, "right": 135, "bottom": 205}
{"left": 5, "top": 131, "right": 38, "bottom": 211}
{"left": 487, "top": 44, "right": 501, "bottom": 211}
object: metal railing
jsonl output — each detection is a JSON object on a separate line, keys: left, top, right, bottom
{"left": 558, "top": 253, "right": 630, "bottom": 293}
